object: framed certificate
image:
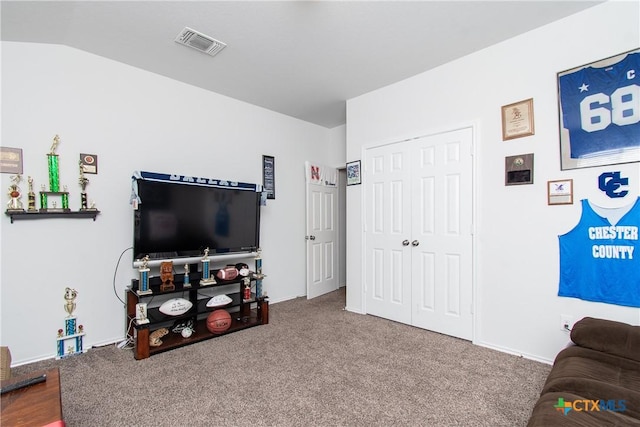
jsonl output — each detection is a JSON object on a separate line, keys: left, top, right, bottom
{"left": 501, "top": 98, "right": 535, "bottom": 140}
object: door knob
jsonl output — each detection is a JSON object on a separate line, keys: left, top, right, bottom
{"left": 309, "top": 235, "right": 316, "bottom": 240}
{"left": 411, "top": 240, "right": 419, "bottom": 247}
{"left": 402, "top": 240, "right": 410, "bottom": 246}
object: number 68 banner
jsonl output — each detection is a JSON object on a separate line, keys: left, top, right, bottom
{"left": 558, "top": 49, "right": 640, "bottom": 170}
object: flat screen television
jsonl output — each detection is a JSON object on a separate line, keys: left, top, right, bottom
{"left": 133, "top": 174, "right": 261, "bottom": 263}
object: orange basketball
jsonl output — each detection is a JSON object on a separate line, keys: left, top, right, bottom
{"left": 206, "top": 310, "right": 232, "bottom": 334}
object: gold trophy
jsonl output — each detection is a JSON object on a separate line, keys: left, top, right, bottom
{"left": 27, "top": 176, "right": 36, "bottom": 212}
{"left": 6, "top": 174, "right": 25, "bottom": 212}
{"left": 79, "top": 161, "right": 90, "bottom": 210}
{"left": 64, "top": 287, "right": 78, "bottom": 318}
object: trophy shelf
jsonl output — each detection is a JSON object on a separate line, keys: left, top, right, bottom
{"left": 126, "top": 271, "right": 268, "bottom": 360}
{"left": 5, "top": 210, "right": 100, "bottom": 223}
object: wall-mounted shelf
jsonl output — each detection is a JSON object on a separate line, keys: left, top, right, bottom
{"left": 5, "top": 210, "right": 100, "bottom": 223}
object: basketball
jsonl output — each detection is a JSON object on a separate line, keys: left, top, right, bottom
{"left": 206, "top": 310, "right": 232, "bottom": 334}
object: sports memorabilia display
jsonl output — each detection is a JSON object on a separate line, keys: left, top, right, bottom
{"left": 558, "top": 197, "right": 639, "bottom": 307}
{"left": 558, "top": 49, "right": 640, "bottom": 169}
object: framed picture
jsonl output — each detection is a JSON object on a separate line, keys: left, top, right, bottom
{"left": 262, "top": 155, "right": 275, "bottom": 199}
{"left": 557, "top": 48, "right": 640, "bottom": 170}
{"left": 547, "top": 179, "right": 573, "bottom": 205}
{"left": 80, "top": 153, "right": 98, "bottom": 174}
{"left": 0, "top": 147, "right": 23, "bottom": 174}
{"left": 501, "top": 98, "right": 535, "bottom": 140}
{"left": 346, "top": 160, "right": 361, "bottom": 186}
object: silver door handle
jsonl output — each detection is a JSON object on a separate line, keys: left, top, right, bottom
{"left": 309, "top": 235, "right": 316, "bottom": 240}
{"left": 402, "top": 240, "right": 410, "bottom": 246}
{"left": 412, "top": 240, "right": 419, "bottom": 247}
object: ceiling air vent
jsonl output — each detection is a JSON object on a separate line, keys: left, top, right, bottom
{"left": 175, "top": 27, "right": 227, "bottom": 57}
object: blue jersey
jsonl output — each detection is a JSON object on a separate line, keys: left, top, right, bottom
{"left": 558, "top": 197, "right": 640, "bottom": 307}
{"left": 558, "top": 51, "right": 640, "bottom": 158}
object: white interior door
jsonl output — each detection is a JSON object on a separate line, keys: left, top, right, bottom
{"left": 306, "top": 180, "right": 338, "bottom": 299}
{"left": 364, "top": 127, "right": 474, "bottom": 340}
{"left": 410, "top": 128, "right": 473, "bottom": 340}
{"left": 363, "top": 143, "right": 412, "bottom": 324}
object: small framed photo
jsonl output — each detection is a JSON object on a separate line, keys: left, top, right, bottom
{"left": 547, "top": 179, "right": 573, "bottom": 205}
{"left": 501, "top": 98, "right": 535, "bottom": 140}
{"left": 80, "top": 153, "right": 98, "bottom": 174}
{"left": 346, "top": 160, "right": 361, "bottom": 186}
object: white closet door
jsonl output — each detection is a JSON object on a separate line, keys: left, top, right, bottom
{"left": 364, "top": 127, "right": 474, "bottom": 341}
{"left": 410, "top": 128, "right": 473, "bottom": 340}
{"left": 363, "top": 143, "right": 412, "bottom": 324}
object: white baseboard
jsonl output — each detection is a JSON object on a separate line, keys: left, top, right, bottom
{"left": 344, "top": 305, "right": 365, "bottom": 315}
{"left": 473, "top": 340, "right": 554, "bottom": 365}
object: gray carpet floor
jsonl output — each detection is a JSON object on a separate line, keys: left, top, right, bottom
{"left": 11, "top": 288, "right": 551, "bottom": 426}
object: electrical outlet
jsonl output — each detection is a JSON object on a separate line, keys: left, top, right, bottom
{"left": 560, "top": 314, "right": 573, "bottom": 332}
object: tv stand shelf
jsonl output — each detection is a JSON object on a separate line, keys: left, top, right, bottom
{"left": 126, "top": 271, "right": 268, "bottom": 360}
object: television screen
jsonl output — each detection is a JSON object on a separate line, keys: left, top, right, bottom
{"left": 133, "top": 178, "right": 260, "bottom": 261}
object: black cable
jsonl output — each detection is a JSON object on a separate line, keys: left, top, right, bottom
{"left": 113, "top": 247, "right": 133, "bottom": 305}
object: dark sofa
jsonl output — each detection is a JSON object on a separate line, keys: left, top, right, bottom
{"left": 527, "top": 317, "right": 640, "bottom": 426}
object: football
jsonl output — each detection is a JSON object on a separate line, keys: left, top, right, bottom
{"left": 216, "top": 266, "right": 238, "bottom": 281}
{"left": 158, "top": 298, "right": 193, "bottom": 316}
{"left": 206, "top": 294, "right": 232, "bottom": 307}
{"left": 206, "top": 310, "right": 232, "bottom": 334}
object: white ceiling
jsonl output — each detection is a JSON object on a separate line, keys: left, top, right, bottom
{"left": 1, "top": 1, "right": 603, "bottom": 128}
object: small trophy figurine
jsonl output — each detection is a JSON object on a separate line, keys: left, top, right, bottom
{"left": 160, "top": 261, "right": 175, "bottom": 292}
{"left": 137, "top": 255, "right": 152, "bottom": 295}
{"left": 78, "top": 161, "right": 90, "bottom": 210}
{"left": 48, "top": 135, "right": 61, "bottom": 192}
{"left": 50, "top": 135, "right": 60, "bottom": 155}
{"left": 27, "top": 176, "right": 36, "bottom": 212}
{"left": 183, "top": 264, "right": 191, "bottom": 288}
{"left": 199, "top": 247, "right": 216, "bottom": 286}
{"left": 64, "top": 287, "right": 78, "bottom": 318}
{"left": 6, "top": 174, "right": 24, "bottom": 212}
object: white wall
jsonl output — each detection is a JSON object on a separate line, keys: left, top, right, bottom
{"left": 0, "top": 42, "right": 337, "bottom": 364}
{"left": 346, "top": 1, "right": 640, "bottom": 363}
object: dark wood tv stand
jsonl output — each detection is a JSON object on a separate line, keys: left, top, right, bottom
{"left": 126, "top": 270, "right": 268, "bottom": 360}
{"left": 1, "top": 368, "right": 63, "bottom": 426}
